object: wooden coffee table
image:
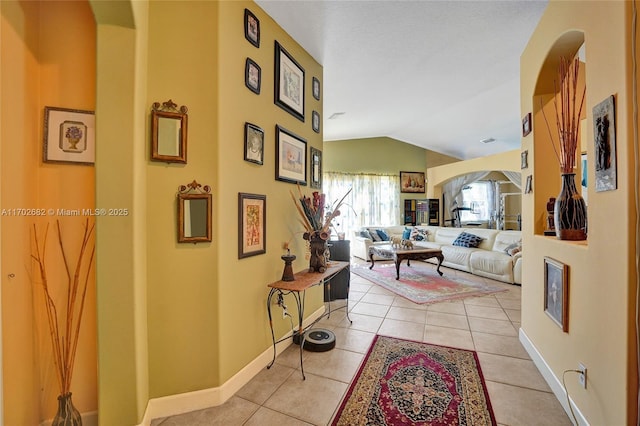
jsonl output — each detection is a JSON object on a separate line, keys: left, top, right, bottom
{"left": 369, "top": 244, "right": 444, "bottom": 280}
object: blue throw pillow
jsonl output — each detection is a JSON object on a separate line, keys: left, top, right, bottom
{"left": 402, "top": 227, "right": 412, "bottom": 239}
{"left": 359, "top": 229, "right": 372, "bottom": 239}
{"left": 376, "top": 229, "right": 390, "bottom": 241}
{"left": 452, "top": 231, "right": 483, "bottom": 248}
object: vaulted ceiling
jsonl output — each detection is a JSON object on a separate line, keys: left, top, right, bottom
{"left": 255, "top": 0, "right": 548, "bottom": 160}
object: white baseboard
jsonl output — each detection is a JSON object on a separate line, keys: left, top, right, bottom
{"left": 137, "top": 306, "right": 327, "bottom": 426}
{"left": 519, "top": 328, "right": 589, "bottom": 426}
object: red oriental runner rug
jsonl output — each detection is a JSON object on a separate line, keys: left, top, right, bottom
{"left": 332, "top": 335, "right": 496, "bottom": 426}
{"left": 352, "top": 263, "right": 506, "bottom": 304}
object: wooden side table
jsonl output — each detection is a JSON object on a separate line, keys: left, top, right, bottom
{"left": 266, "top": 261, "right": 350, "bottom": 379}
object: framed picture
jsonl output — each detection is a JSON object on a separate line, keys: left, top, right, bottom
{"left": 275, "top": 125, "right": 307, "bottom": 185}
{"left": 521, "top": 150, "right": 528, "bottom": 169}
{"left": 593, "top": 95, "right": 617, "bottom": 192}
{"left": 43, "top": 106, "right": 95, "bottom": 165}
{"left": 312, "top": 77, "right": 320, "bottom": 100}
{"left": 581, "top": 152, "right": 588, "bottom": 205}
{"left": 400, "top": 171, "right": 425, "bottom": 193}
{"left": 312, "top": 110, "right": 320, "bottom": 133}
{"left": 244, "top": 9, "right": 259, "bottom": 48}
{"left": 544, "top": 257, "right": 569, "bottom": 332}
{"left": 522, "top": 112, "right": 532, "bottom": 137}
{"left": 525, "top": 174, "right": 532, "bottom": 194}
{"left": 244, "top": 123, "right": 264, "bottom": 165}
{"left": 238, "top": 193, "right": 266, "bottom": 258}
{"left": 274, "top": 41, "right": 305, "bottom": 122}
{"left": 310, "top": 147, "right": 322, "bottom": 189}
{"left": 245, "top": 58, "right": 261, "bottom": 94}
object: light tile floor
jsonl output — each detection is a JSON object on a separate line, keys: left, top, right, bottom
{"left": 151, "top": 261, "right": 572, "bottom": 426}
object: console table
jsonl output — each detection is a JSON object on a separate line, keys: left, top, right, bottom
{"left": 266, "top": 261, "right": 350, "bottom": 379}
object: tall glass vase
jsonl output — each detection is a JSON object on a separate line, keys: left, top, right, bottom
{"left": 52, "top": 392, "right": 82, "bottom": 426}
{"left": 554, "top": 173, "right": 587, "bottom": 241}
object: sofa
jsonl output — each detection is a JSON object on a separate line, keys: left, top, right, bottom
{"left": 352, "top": 225, "right": 522, "bottom": 284}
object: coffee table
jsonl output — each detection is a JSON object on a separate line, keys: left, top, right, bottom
{"left": 369, "top": 244, "right": 444, "bottom": 280}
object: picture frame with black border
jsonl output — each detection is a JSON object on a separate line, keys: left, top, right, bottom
{"left": 244, "top": 9, "right": 260, "bottom": 48}
{"left": 312, "top": 111, "right": 320, "bottom": 133}
{"left": 238, "top": 192, "right": 266, "bottom": 258}
{"left": 312, "top": 77, "right": 320, "bottom": 100}
{"left": 522, "top": 112, "right": 532, "bottom": 137}
{"left": 245, "top": 58, "right": 261, "bottom": 94}
{"left": 543, "top": 257, "right": 569, "bottom": 332}
{"left": 43, "top": 106, "right": 95, "bottom": 165}
{"left": 274, "top": 41, "right": 305, "bottom": 122}
{"left": 525, "top": 174, "right": 532, "bottom": 194}
{"left": 310, "top": 147, "right": 322, "bottom": 189}
{"left": 244, "top": 122, "right": 264, "bottom": 165}
{"left": 275, "top": 125, "right": 307, "bottom": 185}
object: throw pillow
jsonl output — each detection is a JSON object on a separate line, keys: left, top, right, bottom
{"left": 409, "top": 227, "right": 429, "bottom": 241}
{"left": 452, "top": 231, "right": 484, "bottom": 248}
{"left": 369, "top": 228, "right": 383, "bottom": 242}
{"left": 376, "top": 229, "right": 390, "bottom": 241}
{"left": 359, "top": 229, "right": 372, "bottom": 239}
{"left": 402, "top": 227, "right": 412, "bottom": 240}
{"left": 504, "top": 241, "right": 522, "bottom": 256}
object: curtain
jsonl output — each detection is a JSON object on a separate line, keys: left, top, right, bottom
{"left": 323, "top": 172, "right": 400, "bottom": 238}
{"left": 502, "top": 171, "right": 522, "bottom": 189}
{"left": 442, "top": 171, "right": 491, "bottom": 225}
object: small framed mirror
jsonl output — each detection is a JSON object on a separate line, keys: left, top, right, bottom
{"left": 151, "top": 99, "right": 188, "bottom": 163}
{"left": 177, "top": 180, "right": 211, "bottom": 243}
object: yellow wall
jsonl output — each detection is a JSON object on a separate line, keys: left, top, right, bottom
{"left": 1, "top": 1, "right": 97, "bottom": 423}
{"left": 521, "top": 1, "right": 636, "bottom": 423}
{"left": 324, "top": 136, "right": 459, "bottom": 210}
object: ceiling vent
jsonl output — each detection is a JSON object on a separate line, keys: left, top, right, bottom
{"left": 328, "top": 112, "right": 346, "bottom": 120}
{"left": 480, "top": 138, "right": 496, "bottom": 144}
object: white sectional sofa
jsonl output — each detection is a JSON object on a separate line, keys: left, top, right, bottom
{"left": 352, "top": 225, "right": 522, "bottom": 285}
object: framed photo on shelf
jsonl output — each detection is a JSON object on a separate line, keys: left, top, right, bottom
{"left": 312, "top": 77, "right": 320, "bottom": 100}
{"left": 244, "top": 9, "right": 260, "bottom": 48}
{"left": 521, "top": 150, "right": 528, "bottom": 169}
{"left": 544, "top": 257, "right": 569, "bottom": 332}
{"left": 238, "top": 192, "right": 266, "bottom": 258}
{"left": 522, "top": 112, "right": 532, "bottom": 137}
{"left": 525, "top": 174, "right": 532, "bottom": 194}
{"left": 400, "top": 171, "right": 426, "bottom": 193}
{"left": 275, "top": 125, "right": 307, "bottom": 185}
{"left": 244, "top": 122, "right": 264, "bottom": 165}
{"left": 274, "top": 41, "right": 305, "bottom": 122}
{"left": 312, "top": 111, "right": 320, "bottom": 133}
{"left": 310, "top": 147, "right": 322, "bottom": 189}
{"left": 43, "top": 106, "right": 95, "bottom": 165}
{"left": 245, "top": 58, "right": 261, "bottom": 94}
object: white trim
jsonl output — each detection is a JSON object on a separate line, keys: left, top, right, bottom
{"left": 519, "top": 328, "right": 589, "bottom": 426}
{"left": 136, "top": 306, "right": 327, "bottom": 425}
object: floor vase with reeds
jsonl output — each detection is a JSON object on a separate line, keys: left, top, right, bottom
{"left": 554, "top": 173, "right": 587, "bottom": 240}
{"left": 52, "top": 392, "right": 82, "bottom": 426}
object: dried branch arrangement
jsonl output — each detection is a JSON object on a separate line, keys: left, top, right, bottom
{"left": 542, "top": 56, "right": 586, "bottom": 174}
{"left": 31, "top": 219, "right": 95, "bottom": 396}
{"left": 290, "top": 184, "right": 352, "bottom": 240}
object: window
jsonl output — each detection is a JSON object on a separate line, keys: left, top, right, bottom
{"left": 459, "top": 181, "right": 493, "bottom": 222}
{"left": 323, "top": 172, "right": 400, "bottom": 238}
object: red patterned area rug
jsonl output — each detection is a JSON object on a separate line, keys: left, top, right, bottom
{"left": 332, "top": 335, "right": 496, "bottom": 426}
{"left": 352, "top": 262, "right": 506, "bottom": 304}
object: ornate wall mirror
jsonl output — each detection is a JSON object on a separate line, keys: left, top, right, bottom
{"left": 177, "top": 180, "right": 212, "bottom": 243}
{"left": 151, "top": 99, "right": 188, "bottom": 163}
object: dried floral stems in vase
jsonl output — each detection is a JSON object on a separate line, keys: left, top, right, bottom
{"left": 289, "top": 184, "right": 352, "bottom": 239}
{"left": 31, "top": 219, "right": 95, "bottom": 396}
{"left": 542, "top": 57, "right": 586, "bottom": 173}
